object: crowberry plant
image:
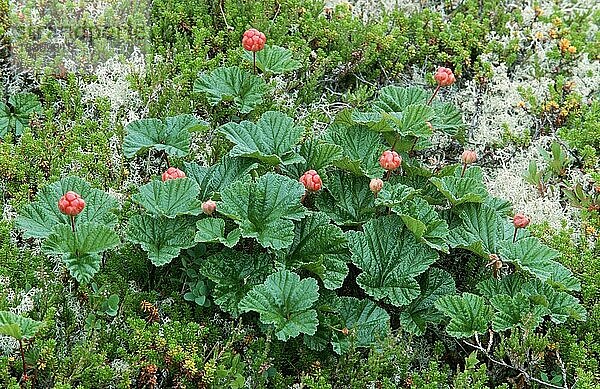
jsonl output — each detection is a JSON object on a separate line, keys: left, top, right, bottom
{"left": 300, "top": 170, "right": 322, "bottom": 192}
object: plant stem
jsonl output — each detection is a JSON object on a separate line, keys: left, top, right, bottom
{"left": 460, "top": 163, "right": 467, "bottom": 177}
{"left": 427, "top": 85, "right": 441, "bottom": 105}
{"left": 19, "top": 339, "right": 29, "bottom": 383}
{"left": 513, "top": 227, "right": 518, "bottom": 243}
{"left": 70, "top": 215, "right": 76, "bottom": 233}
{"left": 253, "top": 52, "right": 257, "bottom": 74}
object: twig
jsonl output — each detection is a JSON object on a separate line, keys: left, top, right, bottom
{"left": 462, "top": 334, "right": 567, "bottom": 389}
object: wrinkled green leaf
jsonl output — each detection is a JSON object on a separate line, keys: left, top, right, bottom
{"left": 316, "top": 171, "right": 376, "bottom": 226}
{"left": 126, "top": 215, "right": 196, "bottom": 266}
{"left": 218, "top": 173, "right": 305, "bottom": 249}
{"left": 244, "top": 45, "right": 301, "bottom": 74}
{"left": 219, "top": 111, "right": 304, "bottom": 165}
{"left": 133, "top": 178, "right": 202, "bottom": 217}
{"left": 283, "top": 212, "right": 349, "bottom": 290}
{"left": 123, "top": 115, "right": 200, "bottom": 158}
{"left": 239, "top": 270, "right": 319, "bottom": 341}
{"left": 185, "top": 157, "right": 257, "bottom": 201}
{"left": 199, "top": 250, "right": 272, "bottom": 316}
{"left": 0, "top": 93, "right": 42, "bottom": 137}
{"left": 435, "top": 293, "right": 493, "bottom": 338}
{"left": 0, "top": 311, "right": 44, "bottom": 340}
{"left": 195, "top": 218, "right": 241, "bottom": 248}
{"left": 347, "top": 216, "right": 438, "bottom": 306}
{"left": 331, "top": 297, "right": 390, "bottom": 354}
{"left": 194, "top": 66, "right": 266, "bottom": 113}
{"left": 399, "top": 268, "right": 456, "bottom": 335}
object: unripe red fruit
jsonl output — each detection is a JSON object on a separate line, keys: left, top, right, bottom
{"left": 58, "top": 191, "right": 86, "bottom": 216}
{"left": 162, "top": 167, "right": 186, "bottom": 181}
{"left": 434, "top": 67, "right": 456, "bottom": 87}
{"left": 242, "top": 28, "right": 266, "bottom": 52}
{"left": 379, "top": 150, "right": 402, "bottom": 171}
{"left": 461, "top": 150, "right": 477, "bottom": 165}
{"left": 513, "top": 213, "right": 530, "bottom": 229}
{"left": 202, "top": 200, "right": 217, "bottom": 215}
{"left": 300, "top": 170, "right": 322, "bottom": 192}
{"left": 369, "top": 178, "right": 384, "bottom": 194}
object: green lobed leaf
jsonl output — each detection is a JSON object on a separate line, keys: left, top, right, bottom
{"left": 331, "top": 297, "right": 390, "bottom": 354}
{"left": 218, "top": 173, "right": 306, "bottom": 249}
{"left": 185, "top": 157, "right": 257, "bottom": 201}
{"left": 16, "top": 176, "right": 119, "bottom": 239}
{"left": 283, "top": 212, "right": 349, "bottom": 290}
{"left": 126, "top": 214, "right": 196, "bottom": 266}
{"left": 521, "top": 279, "right": 587, "bottom": 324}
{"left": 244, "top": 45, "right": 301, "bottom": 74}
{"left": 325, "top": 120, "right": 385, "bottom": 178}
{"left": 219, "top": 111, "right": 304, "bottom": 165}
{"left": 434, "top": 293, "right": 493, "bottom": 338}
{"left": 43, "top": 223, "right": 120, "bottom": 256}
{"left": 498, "top": 237, "right": 580, "bottom": 290}
{"left": 123, "top": 115, "right": 200, "bottom": 158}
{"left": 374, "top": 86, "right": 429, "bottom": 113}
{"left": 489, "top": 293, "right": 545, "bottom": 332}
{"left": 193, "top": 66, "right": 266, "bottom": 114}
{"left": 430, "top": 175, "right": 488, "bottom": 206}
{"left": 447, "top": 204, "right": 508, "bottom": 257}
{"left": 239, "top": 270, "right": 319, "bottom": 341}
{"left": 199, "top": 250, "right": 272, "bottom": 316}
{"left": 346, "top": 216, "right": 439, "bottom": 306}
{"left": 0, "top": 93, "right": 42, "bottom": 137}
{"left": 0, "top": 311, "right": 44, "bottom": 340}
{"left": 394, "top": 197, "right": 450, "bottom": 253}
{"left": 133, "top": 178, "right": 202, "bottom": 217}
{"left": 282, "top": 138, "right": 343, "bottom": 179}
{"left": 430, "top": 102, "right": 464, "bottom": 136}
{"left": 316, "top": 171, "right": 376, "bottom": 226}
{"left": 194, "top": 218, "right": 241, "bottom": 248}
{"left": 374, "top": 183, "right": 420, "bottom": 209}
{"left": 399, "top": 268, "right": 456, "bottom": 335}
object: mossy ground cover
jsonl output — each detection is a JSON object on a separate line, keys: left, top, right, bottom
{"left": 0, "top": 0, "right": 599, "bottom": 388}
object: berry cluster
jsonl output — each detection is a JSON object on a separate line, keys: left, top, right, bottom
{"left": 242, "top": 29, "right": 267, "bottom": 52}
{"left": 58, "top": 191, "right": 86, "bottom": 216}
{"left": 379, "top": 150, "right": 402, "bottom": 171}
{"left": 162, "top": 167, "right": 186, "bottom": 181}
{"left": 300, "top": 170, "right": 322, "bottom": 192}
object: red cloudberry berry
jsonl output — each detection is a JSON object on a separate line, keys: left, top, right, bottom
{"left": 202, "top": 200, "right": 217, "bottom": 215}
{"left": 161, "top": 167, "right": 186, "bottom": 182}
{"left": 460, "top": 150, "right": 477, "bottom": 165}
{"left": 369, "top": 178, "right": 384, "bottom": 194}
{"left": 434, "top": 67, "right": 456, "bottom": 87}
{"left": 379, "top": 150, "right": 402, "bottom": 171}
{"left": 58, "top": 191, "right": 86, "bottom": 216}
{"left": 242, "top": 28, "right": 266, "bottom": 52}
{"left": 300, "top": 170, "right": 322, "bottom": 192}
{"left": 513, "top": 213, "right": 530, "bottom": 229}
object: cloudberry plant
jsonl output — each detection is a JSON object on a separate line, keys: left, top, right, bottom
{"left": 58, "top": 191, "right": 86, "bottom": 217}
{"left": 243, "top": 28, "right": 266, "bottom": 74}
{"left": 379, "top": 150, "right": 402, "bottom": 171}
{"left": 300, "top": 170, "right": 322, "bottom": 192}
{"left": 512, "top": 213, "right": 530, "bottom": 242}
{"left": 162, "top": 167, "right": 186, "bottom": 181}
{"left": 460, "top": 150, "right": 477, "bottom": 176}
{"left": 429, "top": 67, "right": 456, "bottom": 104}
{"left": 202, "top": 200, "right": 217, "bottom": 215}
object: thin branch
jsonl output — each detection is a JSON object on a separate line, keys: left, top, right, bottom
{"left": 463, "top": 334, "right": 566, "bottom": 389}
